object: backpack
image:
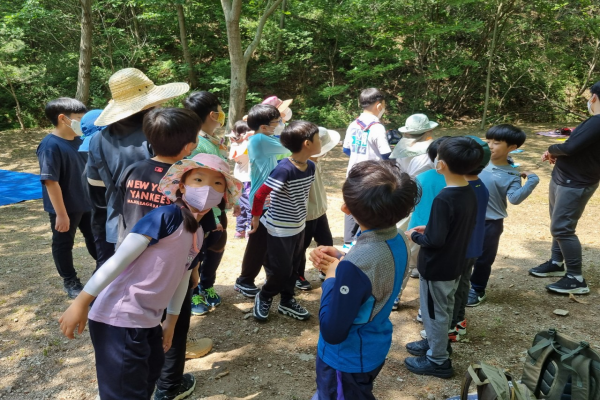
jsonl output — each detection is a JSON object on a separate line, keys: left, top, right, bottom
{"left": 522, "top": 328, "right": 600, "bottom": 400}
{"left": 461, "top": 362, "right": 536, "bottom": 400}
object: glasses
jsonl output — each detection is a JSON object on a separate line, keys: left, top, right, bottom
{"left": 269, "top": 118, "right": 283, "bottom": 126}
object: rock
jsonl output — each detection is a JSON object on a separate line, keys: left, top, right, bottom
{"left": 553, "top": 309, "right": 569, "bottom": 316}
{"left": 396, "top": 377, "right": 403, "bottom": 382}
{"left": 428, "top": 394, "right": 435, "bottom": 400}
{"left": 284, "top": 370, "right": 292, "bottom": 375}
{"left": 215, "top": 371, "right": 229, "bottom": 379}
{"left": 267, "top": 364, "right": 272, "bottom": 367}
{"left": 298, "top": 353, "right": 315, "bottom": 361}
{"left": 253, "top": 327, "right": 259, "bottom": 333}
{"left": 243, "top": 313, "right": 253, "bottom": 320}
{"left": 13, "top": 318, "right": 18, "bottom": 322}
{"left": 484, "top": 341, "right": 491, "bottom": 345}
{"left": 225, "top": 330, "right": 233, "bottom": 336}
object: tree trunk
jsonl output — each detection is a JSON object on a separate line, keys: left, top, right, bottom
{"left": 275, "top": 0, "right": 287, "bottom": 61}
{"left": 76, "top": 0, "right": 93, "bottom": 105}
{"left": 480, "top": 2, "right": 502, "bottom": 130}
{"left": 176, "top": 3, "right": 198, "bottom": 88}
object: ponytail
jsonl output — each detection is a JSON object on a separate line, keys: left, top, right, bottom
{"left": 175, "top": 191, "right": 199, "bottom": 233}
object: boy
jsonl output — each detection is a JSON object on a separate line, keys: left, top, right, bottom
{"left": 234, "top": 104, "right": 290, "bottom": 297}
{"left": 309, "top": 160, "right": 419, "bottom": 399}
{"left": 37, "top": 98, "right": 97, "bottom": 299}
{"left": 250, "top": 121, "right": 321, "bottom": 322}
{"left": 404, "top": 137, "right": 483, "bottom": 378}
{"left": 117, "top": 108, "right": 208, "bottom": 400}
{"left": 468, "top": 125, "right": 539, "bottom": 306}
{"left": 342, "top": 88, "right": 391, "bottom": 250}
{"left": 390, "top": 113, "right": 439, "bottom": 178}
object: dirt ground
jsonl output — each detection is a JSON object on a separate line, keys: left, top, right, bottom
{"left": 0, "top": 124, "right": 599, "bottom": 400}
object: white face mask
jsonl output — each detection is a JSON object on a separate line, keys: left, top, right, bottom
{"left": 65, "top": 116, "right": 83, "bottom": 136}
{"left": 273, "top": 121, "right": 285, "bottom": 136}
{"left": 183, "top": 185, "right": 223, "bottom": 212}
{"left": 377, "top": 105, "right": 386, "bottom": 119}
{"left": 588, "top": 95, "right": 596, "bottom": 115}
{"left": 434, "top": 158, "right": 442, "bottom": 174}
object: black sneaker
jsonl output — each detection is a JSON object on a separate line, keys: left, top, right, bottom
{"left": 278, "top": 298, "right": 311, "bottom": 321}
{"left": 466, "top": 288, "right": 486, "bottom": 307}
{"left": 318, "top": 271, "right": 326, "bottom": 281}
{"left": 234, "top": 280, "right": 260, "bottom": 298}
{"left": 63, "top": 278, "right": 83, "bottom": 299}
{"left": 405, "top": 339, "right": 452, "bottom": 357}
{"left": 529, "top": 260, "right": 566, "bottom": 277}
{"left": 404, "top": 355, "right": 454, "bottom": 379}
{"left": 253, "top": 292, "right": 273, "bottom": 321}
{"left": 546, "top": 274, "right": 590, "bottom": 295}
{"left": 153, "top": 373, "right": 196, "bottom": 400}
{"left": 295, "top": 276, "right": 312, "bottom": 291}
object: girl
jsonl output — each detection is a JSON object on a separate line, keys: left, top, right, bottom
{"left": 59, "top": 154, "right": 241, "bottom": 400}
{"left": 227, "top": 120, "right": 253, "bottom": 239}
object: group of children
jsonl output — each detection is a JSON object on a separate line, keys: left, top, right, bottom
{"left": 40, "top": 71, "right": 543, "bottom": 399}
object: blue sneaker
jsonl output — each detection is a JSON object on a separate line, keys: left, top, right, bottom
{"left": 392, "top": 297, "right": 400, "bottom": 311}
{"left": 202, "top": 287, "right": 222, "bottom": 307}
{"left": 191, "top": 294, "right": 210, "bottom": 316}
{"left": 466, "top": 288, "right": 486, "bottom": 307}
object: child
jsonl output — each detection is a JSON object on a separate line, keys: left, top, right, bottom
{"left": 250, "top": 121, "right": 321, "bottom": 322}
{"left": 404, "top": 136, "right": 483, "bottom": 378}
{"left": 59, "top": 153, "right": 241, "bottom": 400}
{"left": 227, "top": 120, "right": 253, "bottom": 239}
{"left": 77, "top": 109, "right": 105, "bottom": 153}
{"left": 390, "top": 114, "right": 438, "bottom": 178}
{"left": 296, "top": 127, "right": 340, "bottom": 290}
{"left": 468, "top": 125, "right": 539, "bottom": 306}
{"left": 308, "top": 160, "right": 419, "bottom": 399}
{"left": 233, "top": 104, "right": 290, "bottom": 297}
{"left": 116, "top": 108, "right": 207, "bottom": 399}
{"left": 37, "top": 97, "right": 97, "bottom": 299}
{"left": 342, "top": 88, "right": 391, "bottom": 250}
{"left": 262, "top": 95, "right": 294, "bottom": 123}
{"left": 185, "top": 91, "right": 228, "bottom": 160}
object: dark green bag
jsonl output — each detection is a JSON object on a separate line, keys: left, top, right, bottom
{"left": 461, "top": 362, "right": 536, "bottom": 400}
{"left": 522, "top": 328, "right": 600, "bottom": 400}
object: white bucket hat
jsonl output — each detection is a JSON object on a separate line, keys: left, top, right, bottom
{"left": 313, "top": 127, "right": 341, "bottom": 158}
{"left": 399, "top": 114, "right": 439, "bottom": 135}
{"left": 95, "top": 68, "right": 190, "bottom": 126}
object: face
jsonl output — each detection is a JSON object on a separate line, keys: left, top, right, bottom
{"left": 487, "top": 139, "right": 517, "bottom": 161}
{"left": 208, "top": 105, "right": 225, "bottom": 129}
{"left": 263, "top": 117, "right": 283, "bottom": 135}
{"left": 180, "top": 168, "right": 226, "bottom": 194}
{"left": 60, "top": 113, "right": 85, "bottom": 127}
{"left": 307, "top": 133, "right": 322, "bottom": 156}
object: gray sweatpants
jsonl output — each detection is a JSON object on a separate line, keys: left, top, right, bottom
{"left": 549, "top": 180, "right": 598, "bottom": 275}
{"left": 420, "top": 277, "right": 460, "bottom": 364}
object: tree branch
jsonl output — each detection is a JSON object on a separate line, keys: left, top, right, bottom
{"left": 243, "top": 0, "right": 284, "bottom": 63}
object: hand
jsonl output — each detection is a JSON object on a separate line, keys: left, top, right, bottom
{"left": 309, "top": 246, "right": 344, "bottom": 270}
{"left": 541, "top": 150, "right": 557, "bottom": 164}
{"left": 243, "top": 130, "right": 255, "bottom": 140}
{"left": 162, "top": 315, "right": 177, "bottom": 353}
{"left": 413, "top": 225, "right": 426, "bottom": 233}
{"left": 521, "top": 171, "right": 535, "bottom": 179}
{"left": 55, "top": 213, "right": 70, "bottom": 233}
{"left": 58, "top": 295, "right": 91, "bottom": 339}
{"left": 232, "top": 205, "right": 241, "bottom": 217}
{"left": 214, "top": 223, "right": 224, "bottom": 232}
{"left": 248, "top": 215, "right": 261, "bottom": 234}
{"left": 404, "top": 229, "right": 416, "bottom": 242}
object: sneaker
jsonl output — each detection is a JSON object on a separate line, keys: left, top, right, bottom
{"left": 234, "top": 281, "right": 260, "bottom": 298}
{"left": 278, "top": 298, "right": 311, "bottom": 321}
{"left": 404, "top": 355, "right": 454, "bottom": 379}
{"left": 420, "top": 329, "right": 460, "bottom": 343}
{"left": 153, "top": 373, "right": 196, "bottom": 400}
{"left": 416, "top": 309, "right": 422, "bottom": 322}
{"left": 410, "top": 268, "right": 420, "bottom": 278}
{"left": 253, "top": 292, "right": 273, "bottom": 321}
{"left": 406, "top": 338, "right": 452, "bottom": 357}
{"left": 318, "top": 271, "right": 326, "bottom": 281}
{"left": 63, "top": 278, "right": 83, "bottom": 299}
{"left": 546, "top": 274, "right": 590, "bottom": 295}
{"left": 234, "top": 231, "right": 246, "bottom": 239}
{"left": 295, "top": 276, "right": 312, "bottom": 291}
{"left": 466, "top": 288, "right": 486, "bottom": 307}
{"left": 529, "top": 260, "right": 566, "bottom": 277}
{"left": 392, "top": 297, "right": 400, "bottom": 311}
{"left": 455, "top": 319, "right": 467, "bottom": 336}
{"left": 191, "top": 294, "right": 210, "bottom": 316}
{"left": 202, "top": 287, "right": 221, "bottom": 307}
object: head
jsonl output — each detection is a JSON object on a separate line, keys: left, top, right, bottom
{"left": 183, "top": 91, "right": 224, "bottom": 133}
{"left": 485, "top": 124, "right": 526, "bottom": 162}
{"left": 229, "top": 120, "right": 252, "bottom": 144}
{"left": 588, "top": 81, "right": 600, "bottom": 115}
{"left": 342, "top": 160, "right": 421, "bottom": 230}
{"left": 279, "top": 120, "right": 321, "bottom": 155}
{"left": 45, "top": 97, "right": 88, "bottom": 135}
{"left": 262, "top": 96, "right": 293, "bottom": 122}
{"left": 435, "top": 137, "right": 484, "bottom": 176}
{"left": 427, "top": 136, "right": 451, "bottom": 162}
{"left": 143, "top": 108, "right": 200, "bottom": 159}
{"left": 80, "top": 109, "right": 105, "bottom": 138}
{"left": 465, "top": 135, "right": 491, "bottom": 175}
{"left": 359, "top": 88, "right": 386, "bottom": 118}
{"left": 247, "top": 104, "right": 283, "bottom": 135}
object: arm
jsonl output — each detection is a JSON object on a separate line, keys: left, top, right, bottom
{"left": 506, "top": 173, "right": 539, "bottom": 205}
{"left": 410, "top": 198, "right": 451, "bottom": 249}
{"left": 372, "top": 125, "right": 392, "bottom": 159}
{"left": 248, "top": 184, "right": 273, "bottom": 234}
{"left": 163, "top": 268, "right": 193, "bottom": 352}
{"left": 319, "top": 261, "right": 372, "bottom": 345}
{"left": 44, "top": 180, "right": 69, "bottom": 232}
{"left": 548, "top": 118, "right": 600, "bottom": 157}
{"left": 260, "top": 135, "right": 291, "bottom": 157}
{"left": 343, "top": 147, "right": 351, "bottom": 156}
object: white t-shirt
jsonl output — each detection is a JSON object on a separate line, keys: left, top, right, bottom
{"left": 229, "top": 141, "right": 250, "bottom": 183}
{"left": 343, "top": 113, "right": 391, "bottom": 176}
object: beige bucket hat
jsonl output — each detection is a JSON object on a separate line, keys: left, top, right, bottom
{"left": 95, "top": 68, "right": 190, "bottom": 126}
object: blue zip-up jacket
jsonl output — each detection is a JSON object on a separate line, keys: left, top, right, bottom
{"left": 317, "top": 226, "right": 409, "bottom": 373}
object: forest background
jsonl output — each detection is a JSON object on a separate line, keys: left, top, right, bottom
{"left": 0, "top": 0, "right": 599, "bottom": 132}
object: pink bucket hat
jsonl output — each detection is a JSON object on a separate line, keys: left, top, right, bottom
{"left": 261, "top": 96, "right": 293, "bottom": 113}
{"left": 159, "top": 154, "right": 242, "bottom": 209}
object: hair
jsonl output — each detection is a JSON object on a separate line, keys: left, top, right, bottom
{"left": 437, "top": 137, "right": 484, "bottom": 175}
{"left": 343, "top": 160, "right": 421, "bottom": 229}
{"left": 143, "top": 108, "right": 200, "bottom": 157}
{"left": 359, "top": 88, "right": 385, "bottom": 109}
{"left": 465, "top": 135, "right": 491, "bottom": 175}
{"left": 485, "top": 124, "right": 526, "bottom": 148}
{"left": 232, "top": 120, "right": 252, "bottom": 137}
{"left": 280, "top": 120, "right": 319, "bottom": 153}
{"left": 590, "top": 81, "right": 600, "bottom": 97}
{"left": 246, "top": 104, "right": 281, "bottom": 131}
{"left": 183, "top": 91, "right": 221, "bottom": 124}
{"left": 427, "top": 136, "right": 451, "bottom": 162}
{"left": 45, "top": 97, "right": 88, "bottom": 126}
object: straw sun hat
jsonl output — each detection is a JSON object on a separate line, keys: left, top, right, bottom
{"left": 95, "top": 68, "right": 190, "bottom": 126}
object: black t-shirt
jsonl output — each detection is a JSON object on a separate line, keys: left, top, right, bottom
{"left": 412, "top": 185, "right": 477, "bottom": 281}
{"left": 549, "top": 114, "right": 600, "bottom": 188}
{"left": 36, "top": 134, "right": 91, "bottom": 214}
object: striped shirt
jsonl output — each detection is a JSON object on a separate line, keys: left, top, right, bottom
{"left": 255, "top": 158, "right": 315, "bottom": 237}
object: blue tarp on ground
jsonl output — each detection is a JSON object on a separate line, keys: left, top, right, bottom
{"left": 0, "top": 169, "right": 42, "bottom": 206}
